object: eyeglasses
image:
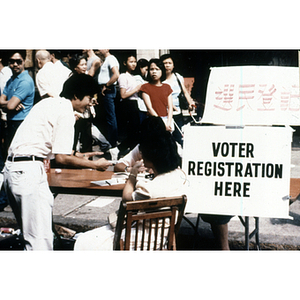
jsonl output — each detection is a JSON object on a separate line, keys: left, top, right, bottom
{"left": 8, "top": 59, "right": 23, "bottom": 65}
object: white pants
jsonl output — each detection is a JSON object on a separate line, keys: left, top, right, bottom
{"left": 4, "top": 160, "right": 54, "bottom": 250}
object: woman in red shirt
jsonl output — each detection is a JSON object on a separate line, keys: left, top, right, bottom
{"left": 140, "top": 59, "right": 173, "bottom": 132}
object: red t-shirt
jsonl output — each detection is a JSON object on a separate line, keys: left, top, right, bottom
{"left": 140, "top": 83, "right": 172, "bottom": 117}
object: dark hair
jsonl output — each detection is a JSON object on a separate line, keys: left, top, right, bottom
{"left": 48, "top": 50, "right": 62, "bottom": 60}
{"left": 69, "top": 54, "right": 87, "bottom": 73}
{"left": 121, "top": 52, "right": 136, "bottom": 73}
{"left": 133, "top": 58, "right": 148, "bottom": 76}
{"left": 123, "top": 53, "right": 136, "bottom": 64}
{"left": 146, "top": 58, "right": 167, "bottom": 82}
{"left": 7, "top": 50, "right": 27, "bottom": 61}
{"left": 0, "top": 50, "right": 10, "bottom": 65}
{"left": 139, "top": 116, "right": 180, "bottom": 174}
{"left": 160, "top": 54, "right": 176, "bottom": 73}
{"left": 137, "top": 58, "right": 149, "bottom": 69}
{"left": 160, "top": 53, "right": 172, "bottom": 62}
{"left": 60, "top": 73, "right": 99, "bottom": 100}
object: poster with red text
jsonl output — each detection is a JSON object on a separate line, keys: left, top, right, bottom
{"left": 200, "top": 66, "right": 300, "bottom": 126}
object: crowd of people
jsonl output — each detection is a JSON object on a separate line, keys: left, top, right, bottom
{"left": 0, "top": 49, "right": 232, "bottom": 250}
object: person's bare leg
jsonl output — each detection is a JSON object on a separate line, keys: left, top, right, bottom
{"left": 211, "top": 223, "right": 230, "bottom": 250}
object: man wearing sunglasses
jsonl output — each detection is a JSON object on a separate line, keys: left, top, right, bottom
{"left": 0, "top": 50, "right": 35, "bottom": 158}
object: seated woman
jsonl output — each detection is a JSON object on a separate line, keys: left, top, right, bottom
{"left": 113, "top": 112, "right": 166, "bottom": 173}
{"left": 74, "top": 116, "right": 187, "bottom": 250}
{"left": 114, "top": 114, "right": 182, "bottom": 173}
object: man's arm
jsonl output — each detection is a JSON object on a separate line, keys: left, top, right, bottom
{"left": 0, "top": 94, "right": 24, "bottom": 111}
{"left": 55, "top": 153, "right": 112, "bottom": 171}
{"left": 106, "top": 66, "right": 120, "bottom": 87}
{"left": 101, "top": 66, "right": 120, "bottom": 95}
{"left": 88, "top": 58, "right": 101, "bottom": 77}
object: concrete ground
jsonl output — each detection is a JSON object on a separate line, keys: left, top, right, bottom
{"left": 1, "top": 135, "right": 300, "bottom": 250}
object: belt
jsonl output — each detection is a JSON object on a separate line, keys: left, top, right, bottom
{"left": 7, "top": 156, "right": 44, "bottom": 162}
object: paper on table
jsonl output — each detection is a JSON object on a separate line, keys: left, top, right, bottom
{"left": 91, "top": 178, "right": 126, "bottom": 186}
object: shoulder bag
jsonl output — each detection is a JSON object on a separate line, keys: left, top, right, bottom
{"left": 174, "top": 73, "right": 189, "bottom": 110}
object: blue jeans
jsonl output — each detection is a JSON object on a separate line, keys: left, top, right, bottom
{"left": 102, "top": 85, "right": 118, "bottom": 147}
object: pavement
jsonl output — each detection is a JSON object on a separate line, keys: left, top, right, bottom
{"left": 1, "top": 135, "right": 300, "bottom": 250}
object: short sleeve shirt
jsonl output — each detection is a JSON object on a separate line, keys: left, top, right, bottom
{"left": 163, "top": 72, "right": 184, "bottom": 113}
{"left": 3, "top": 70, "right": 35, "bottom": 121}
{"left": 118, "top": 72, "right": 139, "bottom": 100}
{"left": 36, "top": 61, "right": 56, "bottom": 97}
{"left": 52, "top": 61, "right": 71, "bottom": 97}
{"left": 118, "top": 145, "right": 142, "bottom": 166}
{"left": 140, "top": 83, "right": 172, "bottom": 117}
{"left": 8, "top": 97, "right": 75, "bottom": 160}
{"left": 132, "top": 168, "right": 187, "bottom": 200}
{"left": 98, "top": 55, "right": 119, "bottom": 85}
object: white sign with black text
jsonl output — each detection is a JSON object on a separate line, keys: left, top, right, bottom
{"left": 182, "top": 125, "right": 292, "bottom": 218}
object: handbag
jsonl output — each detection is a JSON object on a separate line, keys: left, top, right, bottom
{"left": 174, "top": 73, "right": 189, "bottom": 110}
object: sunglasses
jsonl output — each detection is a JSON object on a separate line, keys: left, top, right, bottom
{"left": 9, "top": 59, "right": 23, "bottom": 65}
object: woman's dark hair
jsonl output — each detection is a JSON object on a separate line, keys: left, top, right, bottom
{"left": 137, "top": 58, "right": 148, "bottom": 68}
{"left": 60, "top": 73, "right": 99, "bottom": 100}
{"left": 69, "top": 54, "right": 87, "bottom": 73}
{"left": 123, "top": 52, "right": 136, "bottom": 64}
{"left": 121, "top": 52, "right": 136, "bottom": 73}
{"left": 48, "top": 50, "right": 63, "bottom": 60}
{"left": 146, "top": 58, "right": 167, "bottom": 83}
{"left": 160, "top": 53, "right": 172, "bottom": 62}
{"left": 138, "top": 116, "right": 180, "bottom": 174}
{"left": 160, "top": 53, "right": 175, "bottom": 73}
{"left": 133, "top": 58, "right": 148, "bottom": 76}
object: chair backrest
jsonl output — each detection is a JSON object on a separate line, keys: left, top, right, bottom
{"left": 113, "top": 195, "right": 187, "bottom": 250}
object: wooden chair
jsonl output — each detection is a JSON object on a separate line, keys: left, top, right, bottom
{"left": 113, "top": 195, "right": 187, "bottom": 250}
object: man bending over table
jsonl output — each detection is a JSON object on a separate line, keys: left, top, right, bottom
{"left": 3, "top": 73, "right": 112, "bottom": 250}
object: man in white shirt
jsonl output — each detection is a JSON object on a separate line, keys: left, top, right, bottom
{"left": 3, "top": 73, "right": 112, "bottom": 250}
{"left": 49, "top": 50, "right": 71, "bottom": 97}
{"left": 95, "top": 49, "right": 120, "bottom": 148}
{"left": 35, "top": 50, "right": 56, "bottom": 99}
